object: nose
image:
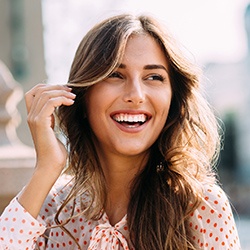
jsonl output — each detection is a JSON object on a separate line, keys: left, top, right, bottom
{"left": 123, "top": 79, "right": 146, "bottom": 105}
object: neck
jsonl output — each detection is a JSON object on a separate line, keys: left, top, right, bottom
{"left": 101, "top": 152, "right": 148, "bottom": 190}
{"left": 98, "top": 151, "right": 149, "bottom": 225}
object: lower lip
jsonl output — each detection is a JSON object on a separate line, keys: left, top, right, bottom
{"left": 112, "top": 119, "right": 150, "bottom": 133}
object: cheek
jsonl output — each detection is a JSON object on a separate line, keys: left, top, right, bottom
{"left": 85, "top": 90, "right": 112, "bottom": 133}
{"left": 85, "top": 97, "right": 100, "bottom": 130}
{"left": 86, "top": 102, "right": 103, "bottom": 129}
{"left": 85, "top": 87, "right": 103, "bottom": 117}
{"left": 157, "top": 90, "right": 172, "bottom": 120}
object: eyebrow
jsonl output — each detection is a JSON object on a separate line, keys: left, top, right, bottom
{"left": 144, "top": 64, "right": 168, "bottom": 72}
{"left": 118, "top": 63, "right": 168, "bottom": 72}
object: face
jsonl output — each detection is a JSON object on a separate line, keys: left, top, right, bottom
{"left": 85, "top": 33, "right": 172, "bottom": 160}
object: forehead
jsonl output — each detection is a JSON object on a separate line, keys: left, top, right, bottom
{"left": 120, "top": 34, "right": 168, "bottom": 67}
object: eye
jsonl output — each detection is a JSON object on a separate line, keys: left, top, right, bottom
{"left": 108, "top": 71, "right": 123, "bottom": 79}
{"left": 146, "top": 74, "right": 165, "bottom": 82}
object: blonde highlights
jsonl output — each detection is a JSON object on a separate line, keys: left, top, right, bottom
{"left": 55, "top": 14, "right": 221, "bottom": 250}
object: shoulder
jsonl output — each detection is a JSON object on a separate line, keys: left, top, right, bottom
{"left": 189, "top": 183, "right": 234, "bottom": 226}
{"left": 39, "top": 174, "right": 91, "bottom": 223}
{"left": 188, "top": 183, "right": 241, "bottom": 249}
{"left": 47, "top": 174, "right": 73, "bottom": 205}
{"left": 200, "top": 183, "right": 231, "bottom": 212}
{"left": 49, "top": 174, "right": 73, "bottom": 201}
{"left": 192, "top": 183, "right": 236, "bottom": 227}
{"left": 39, "top": 174, "right": 74, "bottom": 221}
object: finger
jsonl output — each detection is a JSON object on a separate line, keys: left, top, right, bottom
{"left": 29, "top": 89, "right": 76, "bottom": 118}
{"left": 25, "top": 84, "right": 73, "bottom": 113}
{"left": 27, "top": 95, "right": 75, "bottom": 131}
{"left": 25, "top": 84, "right": 46, "bottom": 113}
{"left": 26, "top": 84, "right": 75, "bottom": 134}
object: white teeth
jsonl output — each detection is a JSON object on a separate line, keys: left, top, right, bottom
{"left": 113, "top": 113, "right": 147, "bottom": 123}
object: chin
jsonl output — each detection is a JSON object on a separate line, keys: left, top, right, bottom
{"left": 116, "top": 145, "right": 150, "bottom": 157}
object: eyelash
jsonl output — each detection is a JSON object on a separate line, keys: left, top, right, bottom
{"left": 108, "top": 72, "right": 166, "bottom": 82}
{"left": 147, "top": 75, "right": 165, "bottom": 82}
{"left": 108, "top": 72, "right": 123, "bottom": 79}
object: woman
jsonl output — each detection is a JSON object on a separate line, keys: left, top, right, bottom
{"left": 0, "top": 13, "right": 241, "bottom": 249}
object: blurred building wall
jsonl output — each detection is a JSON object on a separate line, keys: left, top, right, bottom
{"left": 0, "top": 0, "right": 47, "bottom": 147}
{"left": 203, "top": 4, "right": 250, "bottom": 216}
{"left": 0, "top": 0, "right": 46, "bottom": 213}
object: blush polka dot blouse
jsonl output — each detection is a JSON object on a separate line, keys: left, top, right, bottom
{"left": 0, "top": 175, "right": 241, "bottom": 250}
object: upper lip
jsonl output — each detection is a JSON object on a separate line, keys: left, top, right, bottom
{"left": 110, "top": 110, "right": 152, "bottom": 123}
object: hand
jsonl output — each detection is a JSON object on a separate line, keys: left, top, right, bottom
{"left": 25, "top": 84, "right": 76, "bottom": 175}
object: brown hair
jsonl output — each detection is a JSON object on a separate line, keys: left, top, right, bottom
{"left": 56, "top": 13, "right": 221, "bottom": 249}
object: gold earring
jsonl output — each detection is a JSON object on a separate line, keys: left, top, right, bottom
{"left": 156, "top": 161, "right": 165, "bottom": 173}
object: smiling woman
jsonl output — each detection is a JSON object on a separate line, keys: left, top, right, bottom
{"left": 84, "top": 34, "right": 171, "bottom": 158}
{"left": 0, "top": 14, "right": 241, "bottom": 250}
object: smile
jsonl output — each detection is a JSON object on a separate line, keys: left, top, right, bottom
{"left": 111, "top": 113, "right": 150, "bottom": 128}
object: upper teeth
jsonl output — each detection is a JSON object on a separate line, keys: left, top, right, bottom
{"left": 113, "top": 113, "right": 147, "bottom": 123}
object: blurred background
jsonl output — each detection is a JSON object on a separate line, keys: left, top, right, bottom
{"left": 0, "top": 0, "right": 250, "bottom": 248}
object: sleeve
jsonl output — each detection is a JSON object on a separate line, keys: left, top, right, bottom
{"left": 0, "top": 197, "right": 46, "bottom": 250}
{"left": 188, "top": 184, "right": 241, "bottom": 249}
{"left": 0, "top": 174, "right": 72, "bottom": 250}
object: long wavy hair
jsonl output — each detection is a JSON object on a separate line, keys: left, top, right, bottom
{"left": 56, "top": 13, "right": 221, "bottom": 250}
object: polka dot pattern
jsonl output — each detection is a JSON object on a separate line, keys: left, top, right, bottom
{"left": 0, "top": 176, "right": 241, "bottom": 249}
{"left": 188, "top": 184, "right": 241, "bottom": 249}
{"left": 0, "top": 197, "right": 45, "bottom": 249}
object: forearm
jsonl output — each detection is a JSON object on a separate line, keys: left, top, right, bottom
{"left": 19, "top": 84, "right": 74, "bottom": 218}
{"left": 18, "top": 165, "right": 62, "bottom": 219}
